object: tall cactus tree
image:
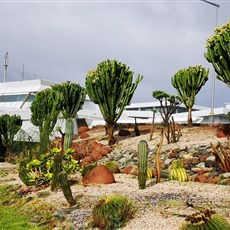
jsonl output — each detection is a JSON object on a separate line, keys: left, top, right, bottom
{"left": 205, "top": 20, "right": 230, "bottom": 87}
{"left": 30, "top": 88, "right": 63, "bottom": 157}
{"left": 172, "top": 65, "right": 209, "bottom": 127}
{"left": 85, "top": 59, "right": 143, "bottom": 145}
{"left": 0, "top": 114, "right": 22, "bottom": 161}
{"left": 52, "top": 81, "right": 86, "bottom": 150}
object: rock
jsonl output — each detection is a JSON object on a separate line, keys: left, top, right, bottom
{"left": 130, "top": 166, "right": 139, "bottom": 176}
{"left": 71, "top": 142, "right": 79, "bottom": 151}
{"left": 164, "top": 158, "right": 174, "bottom": 166}
{"left": 79, "top": 132, "right": 89, "bottom": 139}
{"left": 82, "top": 165, "right": 115, "bottom": 185}
{"left": 91, "top": 150, "right": 103, "bottom": 161}
{"left": 205, "top": 156, "right": 216, "bottom": 168}
{"left": 120, "top": 165, "right": 133, "bottom": 174}
{"left": 206, "top": 176, "right": 220, "bottom": 184}
{"left": 191, "top": 157, "right": 200, "bottom": 165}
{"left": 195, "top": 174, "right": 207, "bottom": 183}
{"left": 78, "top": 126, "right": 90, "bottom": 134}
{"left": 103, "top": 161, "right": 119, "bottom": 173}
{"left": 221, "top": 172, "right": 230, "bottom": 178}
{"left": 81, "top": 156, "right": 95, "bottom": 167}
{"left": 100, "top": 146, "right": 110, "bottom": 156}
{"left": 217, "top": 124, "right": 230, "bottom": 138}
{"left": 118, "top": 129, "right": 131, "bottom": 136}
{"left": 199, "top": 155, "right": 208, "bottom": 162}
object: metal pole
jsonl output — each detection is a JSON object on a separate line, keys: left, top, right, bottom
{"left": 3, "top": 52, "right": 9, "bottom": 82}
{"left": 200, "top": 0, "right": 220, "bottom": 124}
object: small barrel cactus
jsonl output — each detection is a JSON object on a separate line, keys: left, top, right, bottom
{"left": 138, "top": 140, "right": 149, "bottom": 189}
{"left": 58, "top": 171, "right": 76, "bottom": 206}
{"left": 180, "top": 209, "right": 230, "bottom": 230}
{"left": 92, "top": 194, "right": 136, "bottom": 229}
{"left": 169, "top": 160, "right": 188, "bottom": 182}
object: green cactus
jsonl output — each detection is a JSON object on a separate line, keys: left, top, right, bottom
{"left": 52, "top": 81, "right": 86, "bottom": 150}
{"left": 85, "top": 59, "right": 143, "bottom": 146}
{"left": 0, "top": 114, "right": 22, "bottom": 161}
{"left": 137, "top": 140, "right": 149, "bottom": 189}
{"left": 180, "top": 209, "right": 230, "bottom": 230}
{"left": 169, "top": 160, "right": 188, "bottom": 182}
{"left": 172, "top": 65, "right": 209, "bottom": 127}
{"left": 92, "top": 194, "right": 136, "bottom": 229}
{"left": 205, "top": 20, "right": 230, "bottom": 87}
{"left": 51, "top": 154, "right": 63, "bottom": 191}
{"left": 58, "top": 171, "right": 76, "bottom": 206}
{"left": 30, "top": 88, "right": 63, "bottom": 157}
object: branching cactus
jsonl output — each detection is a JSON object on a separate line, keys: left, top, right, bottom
{"left": 51, "top": 154, "right": 63, "bottom": 191}
{"left": 58, "top": 171, "right": 76, "bottom": 206}
{"left": 138, "top": 140, "right": 149, "bottom": 189}
{"left": 52, "top": 81, "right": 86, "bottom": 150}
{"left": 180, "top": 209, "right": 230, "bottom": 230}
{"left": 86, "top": 59, "right": 143, "bottom": 146}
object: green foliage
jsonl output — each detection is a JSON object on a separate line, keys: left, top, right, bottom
{"left": 169, "top": 160, "right": 188, "bottom": 182}
{"left": 138, "top": 140, "right": 149, "bottom": 189}
{"left": 92, "top": 194, "right": 136, "bottom": 230}
{"left": 172, "top": 65, "right": 209, "bottom": 127}
{"left": 58, "top": 171, "right": 76, "bottom": 206}
{"left": 0, "top": 114, "right": 22, "bottom": 160}
{"left": 52, "top": 81, "right": 86, "bottom": 149}
{"left": 81, "top": 163, "right": 97, "bottom": 177}
{"left": 205, "top": 20, "right": 230, "bottom": 87}
{"left": 180, "top": 209, "right": 230, "bottom": 230}
{"left": 18, "top": 148, "right": 80, "bottom": 186}
{"left": 86, "top": 59, "right": 143, "bottom": 145}
{"left": 103, "top": 161, "right": 119, "bottom": 173}
{"left": 30, "top": 88, "right": 63, "bottom": 156}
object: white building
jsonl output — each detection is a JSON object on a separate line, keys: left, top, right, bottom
{"left": 0, "top": 79, "right": 229, "bottom": 142}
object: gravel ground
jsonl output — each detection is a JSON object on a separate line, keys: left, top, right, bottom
{"left": 1, "top": 125, "right": 230, "bottom": 229}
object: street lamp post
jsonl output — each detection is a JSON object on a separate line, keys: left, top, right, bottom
{"left": 201, "top": 0, "right": 220, "bottom": 124}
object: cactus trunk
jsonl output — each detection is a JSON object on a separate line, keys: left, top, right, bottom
{"left": 64, "top": 118, "right": 74, "bottom": 150}
{"left": 51, "top": 154, "right": 63, "bottom": 191}
{"left": 138, "top": 140, "right": 148, "bottom": 189}
{"left": 58, "top": 171, "right": 76, "bottom": 206}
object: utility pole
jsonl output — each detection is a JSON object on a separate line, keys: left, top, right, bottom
{"left": 3, "top": 52, "right": 9, "bottom": 82}
{"left": 201, "top": 0, "right": 220, "bottom": 124}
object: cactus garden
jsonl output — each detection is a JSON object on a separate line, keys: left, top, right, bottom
{"left": 0, "top": 19, "right": 230, "bottom": 229}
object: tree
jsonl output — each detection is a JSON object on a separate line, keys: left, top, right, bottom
{"left": 0, "top": 114, "right": 22, "bottom": 161}
{"left": 52, "top": 81, "right": 86, "bottom": 150}
{"left": 85, "top": 59, "right": 143, "bottom": 145}
{"left": 152, "top": 90, "right": 182, "bottom": 143}
{"left": 30, "top": 88, "right": 63, "bottom": 157}
{"left": 205, "top": 20, "right": 230, "bottom": 87}
{"left": 172, "top": 65, "right": 209, "bottom": 127}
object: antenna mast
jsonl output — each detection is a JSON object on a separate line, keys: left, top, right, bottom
{"left": 3, "top": 52, "right": 9, "bottom": 82}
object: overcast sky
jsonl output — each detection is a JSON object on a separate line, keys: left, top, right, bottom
{"left": 0, "top": 0, "right": 229, "bottom": 107}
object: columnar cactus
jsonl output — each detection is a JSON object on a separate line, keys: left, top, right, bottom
{"left": 30, "top": 88, "right": 63, "bottom": 157}
{"left": 58, "top": 171, "right": 76, "bottom": 206}
{"left": 205, "top": 20, "right": 230, "bottom": 87}
{"left": 172, "top": 65, "right": 209, "bottom": 127}
{"left": 85, "top": 59, "right": 143, "bottom": 146}
{"left": 52, "top": 82, "right": 86, "bottom": 150}
{"left": 51, "top": 154, "right": 63, "bottom": 191}
{"left": 180, "top": 209, "right": 230, "bottom": 230}
{"left": 138, "top": 140, "right": 148, "bottom": 189}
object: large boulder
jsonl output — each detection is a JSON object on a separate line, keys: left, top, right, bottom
{"left": 78, "top": 126, "right": 90, "bottom": 134}
{"left": 118, "top": 129, "right": 131, "bottom": 136}
{"left": 82, "top": 165, "right": 115, "bottom": 185}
